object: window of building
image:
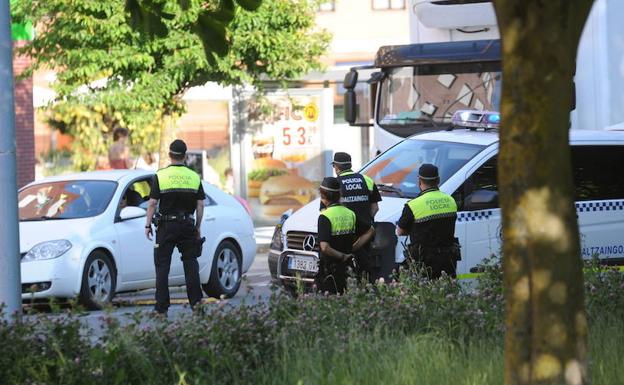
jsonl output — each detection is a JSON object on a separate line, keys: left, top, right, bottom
{"left": 372, "top": 0, "right": 406, "bottom": 10}
{"left": 318, "top": 1, "right": 335, "bottom": 12}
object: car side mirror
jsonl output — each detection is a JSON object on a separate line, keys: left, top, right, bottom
{"left": 119, "top": 206, "right": 147, "bottom": 221}
{"left": 464, "top": 190, "right": 499, "bottom": 211}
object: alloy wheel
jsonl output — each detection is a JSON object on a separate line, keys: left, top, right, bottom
{"left": 217, "top": 248, "right": 240, "bottom": 290}
{"left": 87, "top": 259, "right": 112, "bottom": 302}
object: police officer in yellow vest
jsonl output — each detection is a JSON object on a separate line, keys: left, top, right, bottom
{"left": 317, "top": 177, "right": 375, "bottom": 294}
{"left": 145, "top": 139, "right": 205, "bottom": 315}
{"left": 322, "top": 152, "right": 382, "bottom": 281}
{"left": 396, "top": 164, "right": 460, "bottom": 279}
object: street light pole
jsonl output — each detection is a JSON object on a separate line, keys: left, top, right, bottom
{"left": 0, "top": 0, "right": 22, "bottom": 321}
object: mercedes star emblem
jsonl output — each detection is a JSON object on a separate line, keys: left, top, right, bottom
{"left": 303, "top": 235, "right": 316, "bottom": 251}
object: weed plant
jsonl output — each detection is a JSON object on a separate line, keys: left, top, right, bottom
{"left": 1, "top": 261, "right": 623, "bottom": 385}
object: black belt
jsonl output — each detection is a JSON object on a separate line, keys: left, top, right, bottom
{"left": 160, "top": 213, "right": 194, "bottom": 221}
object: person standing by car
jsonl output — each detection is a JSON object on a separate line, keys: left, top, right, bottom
{"left": 323, "top": 152, "right": 382, "bottom": 282}
{"left": 145, "top": 139, "right": 205, "bottom": 315}
{"left": 108, "top": 127, "right": 131, "bottom": 169}
{"left": 396, "top": 164, "right": 460, "bottom": 279}
{"left": 317, "top": 177, "right": 375, "bottom": 294}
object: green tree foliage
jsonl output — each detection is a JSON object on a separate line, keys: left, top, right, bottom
{"left": 12, "top": 0, "right": 330, "bottom": 169}
{"left": 124, "top": 0, "right": 262, "bottom": 60}
{"left": 44, "top": 102, "right": 162, "bottom": 170}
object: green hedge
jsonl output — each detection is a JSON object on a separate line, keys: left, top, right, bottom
{"left": 1, "top": 260, "right": 623, "bottom": 385}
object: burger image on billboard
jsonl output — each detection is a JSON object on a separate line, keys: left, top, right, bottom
{"left": 253, "top": 157, "right": 288, "bottom": 170}
{"left": 248, "top": 158, "right": 288, "bottom": 198}
{"left": 259, "top": 174, "right": 317, "bottom": 217}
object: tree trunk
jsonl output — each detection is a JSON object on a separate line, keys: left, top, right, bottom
{"left": 158, "top": 114, "right": 178, "bottom": 168}
{"left": 492, "top": 1, "right": 595, "bottom": 385}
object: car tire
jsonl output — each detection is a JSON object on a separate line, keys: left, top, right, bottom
{"left": 202, "top": 240, "right": 242, "bottom": 299}
{"left": 78, "top": 250, "right": 117, "bottom": 310}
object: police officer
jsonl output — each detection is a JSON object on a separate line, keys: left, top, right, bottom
{"left": 328, "top": 152, "right": 381, "bottom": 224}
{"left": 145, "top": 139, "right": 205, "bottom": 315}
{"left": 317, "top": 177, "right": 375, "bottom": 294}
{"left": 396, "top": 164, "right": 460, "bottom": 279}
{"left": 323, "top": 152, "right": 382, "bottom": 281}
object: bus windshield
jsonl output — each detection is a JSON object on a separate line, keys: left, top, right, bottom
{"left": 378, "top": 63, "right": 502, "bottom": 131}
{"left": 361, "top": 139, "right": 485, "bottom": 199}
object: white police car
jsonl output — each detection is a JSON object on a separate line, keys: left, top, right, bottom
{"left": 269, "top": 111, "right": 624, "bottom": 285}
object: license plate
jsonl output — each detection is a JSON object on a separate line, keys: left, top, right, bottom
{"left": 288, "top": 256, "right": 318, "bottom": 273}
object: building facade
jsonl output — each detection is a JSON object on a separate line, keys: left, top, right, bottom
{"left": 13, "top": 41, "right": 35, "bottom": 188}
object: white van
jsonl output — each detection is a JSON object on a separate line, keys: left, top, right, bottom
{"left": 268, "top": 126, "right": 624, "bottom": 285}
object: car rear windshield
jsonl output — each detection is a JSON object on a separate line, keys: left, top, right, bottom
{"left": 19, "top": 180, "right": 117, "bottom": 221}
{"left": 361, "top": 139, "right": 485, "bottom": 198}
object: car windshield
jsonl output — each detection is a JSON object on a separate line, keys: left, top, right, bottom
{"left": 19, "top": 180, "right": 117, "bottom": 221}
{"left": 361, "top": 140, "right": 485, "bottom": 198}
{"left": 378, "top": 64, "right": 501, "bottom": 129}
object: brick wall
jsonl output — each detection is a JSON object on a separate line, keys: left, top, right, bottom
{"left": 12, "top": 41, "right": 35, "bottom": 188}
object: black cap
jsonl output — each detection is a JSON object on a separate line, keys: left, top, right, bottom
{"left": 418, "top": 164, "right": 439, "bottom": 180}
{"left": 169, "top": 139, "right": 187, "bottom": 155}
{"left": 331, "top": 152, "right": 351, "bottom": 165}
{"left": 320, "top": 177, "right": 341, "bottom": 192}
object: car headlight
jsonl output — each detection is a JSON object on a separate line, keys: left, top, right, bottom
{"left": 270, "top": 225, "right": 284, "bottom": 251}
{"left": 22, "top": 240, "right": 72, "bottom": 262}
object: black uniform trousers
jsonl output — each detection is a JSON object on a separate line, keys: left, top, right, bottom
{"left": 315, "top": 260, "right": 348, "bottom": 295}
{"left": 407, "top": 244, "right": 458, "bottom": 279}
{"left": 354, "top": 242, "right": 380, "bottom": 283}
{"left": 154, "top": 219, "right": 203, "bottom": 312}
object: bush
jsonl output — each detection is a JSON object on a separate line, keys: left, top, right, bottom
{"left": 1, "top": 263, "right": 622, "bottom": 385}
{"left": 470, "top": 254, "right": 624, "bottom": 320}
{"left": 584, "top": 256, "right": 624, "bottom": 315}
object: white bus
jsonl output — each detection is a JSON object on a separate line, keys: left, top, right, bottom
{"left": 343, "top": 0, "right": 624, "bottom": 157}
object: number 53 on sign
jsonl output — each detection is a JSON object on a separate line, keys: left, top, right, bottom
{"left": 282, "top": 126, "right": 315, "bottom": 146}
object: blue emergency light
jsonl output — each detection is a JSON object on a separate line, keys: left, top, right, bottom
{"left": 451, "top": 110, "right": 501, "bottom": 130}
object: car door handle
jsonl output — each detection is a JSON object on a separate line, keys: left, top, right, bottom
{"left": 204, "top": 216, "right": 216, "bottom": 222}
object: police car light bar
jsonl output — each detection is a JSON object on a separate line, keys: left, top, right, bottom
{"left": 451, "top": 110, "right": 500, "bottom": 130}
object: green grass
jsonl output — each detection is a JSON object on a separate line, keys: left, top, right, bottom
{"left": 256, "top": 333, "right": 502, "bottom": 385}
{"left": 263, "top": 334, "right": 503, "bottom": 385}
{"left": 588, "top": 316, "right": 624, "bottom": 385}
{"left": 4, "top": 263, "right": 624, "bottom": 385}
{"left": 252, "top": 316, "right": 623, "bottom": 385}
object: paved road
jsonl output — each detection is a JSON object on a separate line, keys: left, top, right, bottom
{"left": 22, "top": 227, "right": 276, "bottom": 328}
{"left": 91, "top": 226, "right": 276, "bottom": 319}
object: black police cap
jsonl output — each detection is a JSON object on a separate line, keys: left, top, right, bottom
{"left": 331, "top": 152, "right": 351, "bottom": 165}
{"left": 169, "top": 139, "right": 187, "bottom": 155}
{"left": 320, "top": 176, "right": 341, "bottom": 192}
{"left": 419, "top": 164, "right": 439, "bottom": 180}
